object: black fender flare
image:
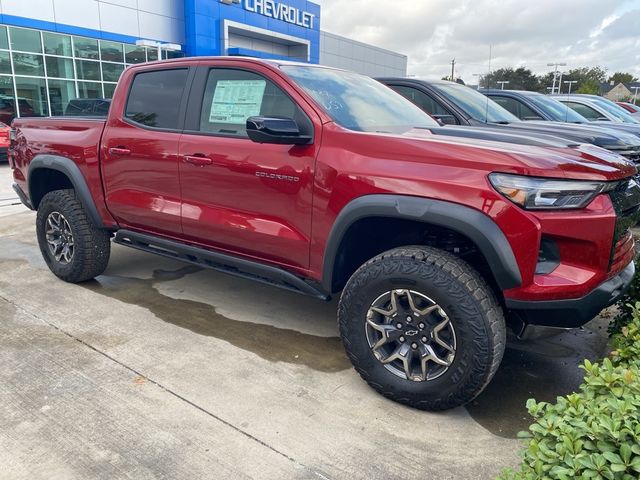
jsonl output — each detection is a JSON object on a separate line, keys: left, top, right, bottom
{"left": 28, "top": 154, "right": 105, "bottom": 228}
{"left": 322, "top": 194, "right": 522, "bottom": 293}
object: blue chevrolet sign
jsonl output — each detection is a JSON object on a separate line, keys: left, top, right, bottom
{"left": 243, "top": 0, "right": 315, "bottom": 28}
{"left": 220, "top": 0, "right": 315, "bottom": 28}
{"left": 185, "top": 0, "right": 320, "bottom": 61}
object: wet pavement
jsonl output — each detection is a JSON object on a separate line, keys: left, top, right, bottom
{"left": 0, "top": 164, "right": 619, "bottom": 479}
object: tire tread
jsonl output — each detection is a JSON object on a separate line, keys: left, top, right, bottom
{"left": 36, "top": 189, "right": 110, "bottom": 283}
{"left": 338, "top": 246, "right": 506, "bottom": 411}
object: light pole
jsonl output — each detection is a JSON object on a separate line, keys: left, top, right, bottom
{"left": 564, "top": 80, "right": 578, "bottom": 95}
{"left": 547, "top": 62, "right": 567, "bottom": 94}
{"left": 472, "top": 73, "right": 483, "bottom": 89}
{"left": 135, "top": 40, "right": 182, "bottom": 61}
{"left": 497, "top": 80, "right": 510, "bottom": 90}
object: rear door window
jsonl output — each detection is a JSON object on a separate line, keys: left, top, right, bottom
{"left": 125, "top": 69, "right": 189, "bottom": 129}
{"left": 491, "top": 96, "right": 542, "bottom": 120}
{"left": 561, "top": 101, "right": 604, "bottom": 121}
{"left": 392, "top": 85, "right": 453, "bottom": 117}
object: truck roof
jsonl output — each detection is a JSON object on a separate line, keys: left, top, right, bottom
{"left": 135, "top": 56, "right": 346, "bottom": 72}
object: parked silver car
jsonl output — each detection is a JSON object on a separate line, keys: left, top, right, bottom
{"left": 553, "top": 94, "right": 640, "bottom": 124}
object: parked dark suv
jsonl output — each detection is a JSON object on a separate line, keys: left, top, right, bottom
{"left": 482, "top": 89, "right": 640, "bottom": 142}
{"left": 378, "top": 78, "right": 640, "bottom": 162}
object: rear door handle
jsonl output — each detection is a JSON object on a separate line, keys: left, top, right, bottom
{"left": 183, "top": 155, "right": 213, "bottom": 167}
{"left": 109, "top": 147, "right": 131, "bottom": 156}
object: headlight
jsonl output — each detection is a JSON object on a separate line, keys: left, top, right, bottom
{"left": 489, "top": 173, "right": 610, "bottom": 210}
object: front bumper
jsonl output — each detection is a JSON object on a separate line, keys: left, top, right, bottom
{"left": 506, "top": 259, "right": 635, "bottom": 328}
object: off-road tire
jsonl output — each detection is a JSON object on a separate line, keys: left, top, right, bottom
{"left": 36, "top": 189, "right": 111, "bottom": 283}
{"left": 338, "top": 246, "right": 506, "bottom": 411}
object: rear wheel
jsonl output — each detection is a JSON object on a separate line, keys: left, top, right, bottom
{"left": 338, "top": 246, "right": 506, "bottom": 411}
{"left": 36, "top": 189, "right": 111, "bottom": 283}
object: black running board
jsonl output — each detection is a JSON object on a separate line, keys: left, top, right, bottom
{"left": 113, "top": 229, "right": 330, "bottom": 301}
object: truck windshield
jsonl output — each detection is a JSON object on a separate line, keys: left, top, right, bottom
{"left": 281, "top": 66, "right": 438, "bottom": 133}
{"left": 591, "top": 97, "right": 640, "bottom": 124}
{"left": 527, "top": 94, "right": 587, "bottom": 123}
{"left": 433, "top": 83, "right": 519, "bottom": 124}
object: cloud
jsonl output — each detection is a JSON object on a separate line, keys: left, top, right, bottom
{"left": 315, "top": 0, "right": 640, "bottom": 82}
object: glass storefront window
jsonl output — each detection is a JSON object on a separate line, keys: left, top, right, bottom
{"left": 10, "top": 27, "right": 42, "bottom": 53}
{"left": 102, "top": 63, "right": 124, "bottom": 82}
{"left": 46, "top": 56, "right": 74, "bottom": 79}
{"left": 0, "top": 27, "right": 8, "bottom": 50}
{"left": 74, "top": 37, "right": 99, "bottom": 60}
{"left": 103, "top": 83, "right": 117, "bottom": 99}
{"left": 0, "top": 24, "right": 183, "bottom": 120}
{"left": 0, "top": 76, "right": 16, "bottom": 124}
{"left": 48, "top": 79, "right": 77, "bottom": 116}
{"left": 0, "top": 51, "right": 12, "bottom": 75}
{"left": 146, "top": 48, "right": 159, "bottom": 62}
{"left": 43, "top": 32, "right": 72, "bottom": 57}
{"left": 78, "top": 81, "right": 102, "bottom": 99}
{"left": 164, "top": 50, "right": 184, "bottom": 60}
{"left": 125, "top": 45, "right": 146, "bottom": 64}
{"left": 13, "top": 53, "right": 45, "bottom": 76}
{"left": 100, "top": 41, "right": 124, "bottom": 63}
{"left": 76, "top": 60, "right": 101, "bottom": 81}
{"left": 15, "top": 77, "right": 48, "bottom": 117}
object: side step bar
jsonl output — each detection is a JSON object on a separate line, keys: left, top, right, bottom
{"left": 114, "top": 229, "right": 330, "bottom": 301}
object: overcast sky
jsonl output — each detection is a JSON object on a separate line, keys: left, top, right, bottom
{"left": 316, "top": 0, "right": 640, "bottom": 82}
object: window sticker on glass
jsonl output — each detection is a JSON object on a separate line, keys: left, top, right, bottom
{"left": 209, "top": 80, "right": 267, "bottom": 124}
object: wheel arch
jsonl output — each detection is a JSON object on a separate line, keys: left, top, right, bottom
{"left": 322, "top": 195, "right": 522, "bottom": 294}
{"left": 28, "top": 154, "right": 105, "bottom": 228}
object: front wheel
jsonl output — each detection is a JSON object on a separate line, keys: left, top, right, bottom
{"left": 338, "top": 246, "right": 506, "bottom": 411}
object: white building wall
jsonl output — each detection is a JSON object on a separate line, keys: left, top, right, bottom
{"left": 0, "top": 0, "right": 185, "bottom": 44}
{"left": 320, "top": 30, "right": 407, "bottom": 77}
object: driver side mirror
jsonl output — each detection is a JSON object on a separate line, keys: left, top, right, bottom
{"left": 432, "top": 114, "right": 458, "bottom": 125}
{"left": 246, "top": 116, "right": 312, "bottom": 145}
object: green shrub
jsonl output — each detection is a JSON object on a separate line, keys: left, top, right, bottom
{"left": 499, "top": 303, "right": 640, "bottom": 480}
{"left": 609, "top": 256, "right": 640, "bottom": 335}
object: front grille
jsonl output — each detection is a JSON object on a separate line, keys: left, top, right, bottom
{"left": 619, "top": 149, "right": 640, "bottom": 164}
{"left": 608, "top": 177, "right": 640, "bottom": 275}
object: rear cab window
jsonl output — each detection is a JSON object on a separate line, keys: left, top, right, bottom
{"left": 124, "top": 68, "right": 189, "bottom": 129}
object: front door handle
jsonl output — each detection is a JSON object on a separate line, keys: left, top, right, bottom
{"left": 183, "top": 155, "right": 213, "bottom": 167}
{"left": 109, "top": 147, "right": 131, "bottom": 156}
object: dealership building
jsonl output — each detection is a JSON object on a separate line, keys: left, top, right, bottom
{"left": 0, "top": 0, "right": 407, "bottom": 120}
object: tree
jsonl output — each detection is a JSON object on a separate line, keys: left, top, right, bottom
{"left": 607, "top": 72, "right": 638, "bottom": 85}
{"left": 575, "top": 79, "right": 600, "bottom": 95}
{"left": 481, "top": 67, "right": 540, "bottom": 91}
{"left": 547, "top": 66, "right": 607, "bottom": 94}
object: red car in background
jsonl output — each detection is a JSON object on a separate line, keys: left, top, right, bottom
{"left": 0, "top": 122, "right": 10, "bottom": 162}
{"left": 0, "top": 95, "right": 36, "bottom": 126}
{"left": 617, "top": 101, "right": 640, "bottom": 119}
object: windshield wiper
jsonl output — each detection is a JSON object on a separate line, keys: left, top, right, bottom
{"left": 489, "top": 121, "right": 510, "bottom": 125}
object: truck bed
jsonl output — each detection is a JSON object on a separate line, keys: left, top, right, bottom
{"left": 11, "top": 116, "right": 107, "bottom": 215}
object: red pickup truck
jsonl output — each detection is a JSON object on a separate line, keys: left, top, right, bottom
{"left": 9, "top": 58, "right": 640, "bottom": 411}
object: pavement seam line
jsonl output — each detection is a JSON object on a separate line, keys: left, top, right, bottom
{"left": 0, "top": 292, "right": 333, "bottom": 480}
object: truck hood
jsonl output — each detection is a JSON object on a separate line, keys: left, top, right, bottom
{"left": 486, "top": 121, "right": 640, "bottom": 152}
{"left": 395, "top": 127, "right": 637, "bottom": 182}
{"left": 591, "top": 122, "right": 640, "bottom": 139}
{"left": 429, "top": 125, "right": 579, "bottom": 149}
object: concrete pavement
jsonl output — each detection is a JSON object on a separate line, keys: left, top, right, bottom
{"left": 0, "top": 164, "right": 613, "bottom": 479}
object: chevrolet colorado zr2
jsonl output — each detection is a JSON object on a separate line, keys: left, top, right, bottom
{"left": 9, "top": 58, "right": 640, "bottom": 411}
